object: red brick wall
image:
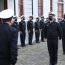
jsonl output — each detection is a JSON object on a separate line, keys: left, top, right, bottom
{"left": 20, "top": 0, "right": 24, "bottom": 16}
{"left": 38, "top": 0, "right": 43, "bottom": 17}
{"left": 57, "top": 0, "right": 64, "bottom": 18}
{"left": 50, "top": 0, "right": 53, "bottom": 12}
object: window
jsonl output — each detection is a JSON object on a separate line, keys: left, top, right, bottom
{"left": 4, "top": 0, "right": 7, "bottom": 9}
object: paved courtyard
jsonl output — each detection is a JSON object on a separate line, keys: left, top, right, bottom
{"left": 16, "top": 40, "right": 65, "bottom": 65}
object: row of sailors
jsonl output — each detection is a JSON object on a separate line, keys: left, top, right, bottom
{"left": 12, "top": 12, "right": 65, "bottom": 65}
{"left": 12, "top": 13, "right": 65, "bottom": 48}
{"left": 12, "top": 15, "right": 45, "bottom": 47}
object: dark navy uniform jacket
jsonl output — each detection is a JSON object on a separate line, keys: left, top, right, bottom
{"left": 40, "top": 20, "right": 45, "bottom": 30}
{"left": 45, "top": 21, "right": 62, "bottom": 39}
{"left": 0, "top": 23, "right": 18, "bottom": 65}
{"left": 19, "top": 20, "right": 26, "bottom": 32}
{"left": 60, "top": 19, "right": 65, "bottom": 37}
{"left": 35, "top": 21, "right": 40, "bottom": 30}
{"left": 27, "top": 20, "right": 33, "bottom": 31}
{"left": 12, "top": 21, "right": 19, "bottom": 31}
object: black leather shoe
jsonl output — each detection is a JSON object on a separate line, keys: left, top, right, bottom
{"left": 29, "top": 43, "right": 34, "bottom": 45}
{"left": 49, "top": 64, "right": 52, "bottom": 65}
{"left": 21, "top": 45, "right": 26, "bottom": 47}
{"left": 49, "top": 64, "right": 57, "bottom": 65}
{"left": 54, "top": 64, "right": 57, "bottom": 65}
{"left": 63, "top": 52, "right": 65, "bottom": 55}
{"left": 49, "top": 64, "right": 53, "bottom": 65}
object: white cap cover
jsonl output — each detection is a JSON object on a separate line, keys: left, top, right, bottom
{"left": 0, "top": 9, "right": 14, "bottom": 19}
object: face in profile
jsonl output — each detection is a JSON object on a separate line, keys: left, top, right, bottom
{"left": 11, "top": 18, "right": 14, "bottom": 26}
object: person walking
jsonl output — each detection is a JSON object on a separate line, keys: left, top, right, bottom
{"left": 45, "top": 12, "right": 62, "bottom": 65}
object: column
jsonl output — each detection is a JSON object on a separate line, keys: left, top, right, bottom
{"left": 20, "top": 0, "right": 24, "bottom": 16}
{"left": 38, "top": 0, "right": 43, "bottom": 17}
{"left": 57, "top": 0, "right": 64, "bottom": 18}
{"left": 50, "top": 0, "right": 53, "bottom": 12}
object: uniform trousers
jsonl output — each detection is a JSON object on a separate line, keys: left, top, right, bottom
{"left": 41, "top": 30, "right": 45, "bottom": 41}
{"left": 47, "top": 38, "right": 58, "bottom": 64}
{"left": 28, "top": 31, "right": 33, "bottom": 45}
{"left": 0, "top": 59, "right": 10, "bottom": 65}
{"left": 20, "top": 32, "right": 26, "bottom": 47}
{"left": 35, "top": 30, "right": 40, "bottom": 43}
{"left": 62, "top": 37, "right": 65, "bottom": 53}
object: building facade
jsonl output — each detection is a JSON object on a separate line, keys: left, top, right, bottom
{"left": 57, "top": 0, "right": 64, "bottom": 18}
{"left": 0, "top": 0, "right": 65, "bottom": 19}
{"left": 0, "top": 0, "right": 19, "bottom": 16}
{"left": 19, "top": 0, "right": 65, "bottom": 19}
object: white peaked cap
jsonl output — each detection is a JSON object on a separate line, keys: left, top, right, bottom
{"left": 0, "top": 9, "right": 14, "bottom": 19}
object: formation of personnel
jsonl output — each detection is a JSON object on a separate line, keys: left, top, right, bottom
{"left": 18, "top": 13, "right": 65, "bottom": 65}
{"left": 12, "top": 12, "right": 65, "bottom": 65}
{"left": 19, "top": 16, "right": 46, "bottom": 46}
{"left": 0, "top": 9, "right": 65, "bottom": 65}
